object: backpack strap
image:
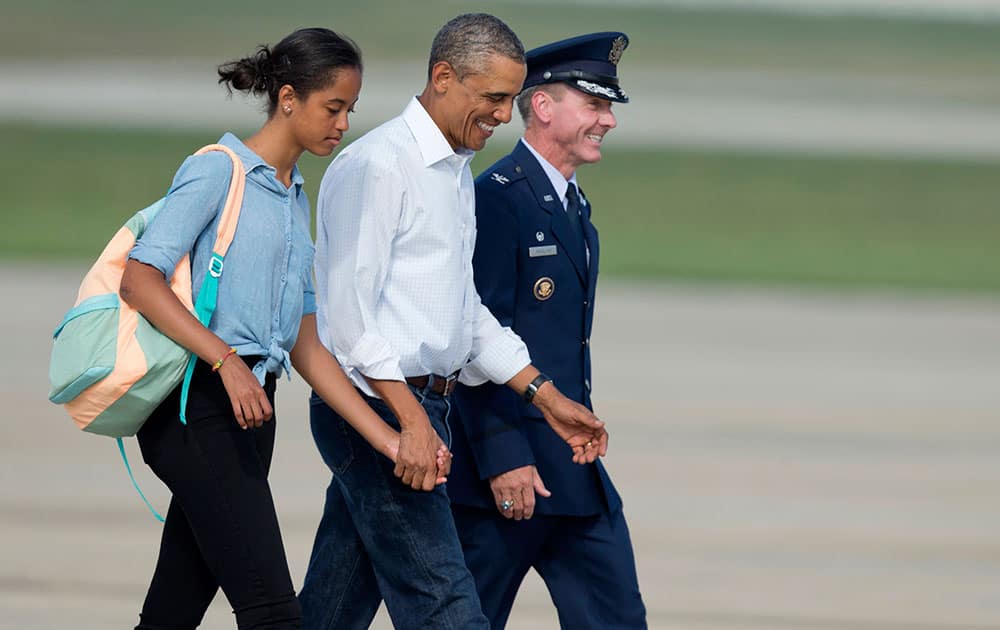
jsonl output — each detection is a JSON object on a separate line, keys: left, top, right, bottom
{"left": 177, "top": 144, "right": 247, "bottom": 425}
{"left": 117, "top": 437, "right": 165, "bottom": 522}
{"left": 119, "top": 144, "right": 247, "bottom": 523}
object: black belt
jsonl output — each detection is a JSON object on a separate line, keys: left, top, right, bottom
{"left": 405, "top": 372, "right": 460, "bottom": 397}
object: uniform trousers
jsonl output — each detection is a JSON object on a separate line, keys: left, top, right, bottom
{"left": 452, "top": 502, "right": 647, "bottom": 629}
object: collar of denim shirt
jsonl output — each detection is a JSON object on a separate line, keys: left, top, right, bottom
{"left": 218, "top": 132, "right": 305, "bottom": 194}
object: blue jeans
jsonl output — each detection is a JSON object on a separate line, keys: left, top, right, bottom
{"left": 299, "top": 385, "right": 489, "bottom": 630}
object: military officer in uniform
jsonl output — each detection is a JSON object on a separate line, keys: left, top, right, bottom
{"left": 448, "top": 32, "right": 647, "bottom": 629}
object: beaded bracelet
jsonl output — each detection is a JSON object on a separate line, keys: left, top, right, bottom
{"left": 211, "top": 347, "right": 237, "bottom": 372}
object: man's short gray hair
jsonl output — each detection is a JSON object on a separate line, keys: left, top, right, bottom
{"left": 516, "top": 83, "right": 566, "bottom": 126}
{"left": 428, "top": 13, "right": 525, "bottom": 81}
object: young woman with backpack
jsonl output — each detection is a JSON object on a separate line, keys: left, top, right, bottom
{"left": 118, "top": 28, "right": 449, "bottom": 629}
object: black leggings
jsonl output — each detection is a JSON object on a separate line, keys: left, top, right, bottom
{"left": 135, "top": 356, "right": 301, "bottom": 630}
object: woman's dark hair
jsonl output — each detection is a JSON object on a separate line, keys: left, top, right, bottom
{"left": 218, "top": 28, "right": 362, "bottom": 116}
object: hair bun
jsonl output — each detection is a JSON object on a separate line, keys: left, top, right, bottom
{"left": 250, "top": 46, "right": 273, "bottom": 93}
{"left": 217, "top": 28, "right": 362, "bottom": 117}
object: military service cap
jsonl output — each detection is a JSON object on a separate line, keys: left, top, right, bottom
{"left": 522, "top": 32, "right": 629, "bottom": 103}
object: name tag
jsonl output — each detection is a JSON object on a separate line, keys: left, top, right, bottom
{"left": 529, "top": 245, "right": 557, "bottom": 258}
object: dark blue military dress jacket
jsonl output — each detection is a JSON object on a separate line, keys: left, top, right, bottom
{"left": 449, "top": 141, "right": 622, "bottom": 517}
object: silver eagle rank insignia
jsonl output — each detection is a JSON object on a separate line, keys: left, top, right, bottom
{"left": 609, "top": 36, "right": 627, "bottom": 65}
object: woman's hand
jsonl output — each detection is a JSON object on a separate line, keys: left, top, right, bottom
{"left": 121, "top": 259, "right": 253, "bottom": 425}
{"left": 216, "top": 356, "right": 272, "bottom": 428}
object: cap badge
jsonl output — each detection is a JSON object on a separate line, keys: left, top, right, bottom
{"left": 536, "top": 231, "right": 545, "bottom": 242}
{"left": 533, "top": 277, "right": 555, "bottom": 301}
{"left": 609, "top": 36, "right": 627, "bottom": 65}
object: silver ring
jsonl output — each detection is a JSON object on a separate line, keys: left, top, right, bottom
{"left": 501, "top": 499, "right": 514, "bottom": 511}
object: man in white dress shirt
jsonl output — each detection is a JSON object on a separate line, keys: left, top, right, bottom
{"left": 298, "top": 14, "right": 609, "bottom": 630}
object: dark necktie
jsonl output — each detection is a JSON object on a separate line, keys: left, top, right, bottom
{"left": 564, "top": 183, "right": 587, "bottom": 264}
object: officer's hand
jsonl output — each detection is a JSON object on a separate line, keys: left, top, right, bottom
{"left": 531, "top": 382, "right": 608, "bottom": 464}
{"left": 490, "top": 465, "right": 550, "bottom": 520}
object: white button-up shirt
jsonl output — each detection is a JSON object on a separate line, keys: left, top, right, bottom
{"left": 315, "top": 97, "right": 531, "bottom": 397}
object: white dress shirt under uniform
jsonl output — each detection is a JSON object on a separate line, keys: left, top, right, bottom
{"left": 315, "top": 97, "right": 531, "bottom": 398}
{"left": 520, "top": 138, "right": 589, "bottom": 265}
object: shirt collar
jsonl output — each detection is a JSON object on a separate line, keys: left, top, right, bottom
{"left": 218, "top": 132, "right": 305, "bottom": 187}
{"left": 520, "top": 138, "right": 577, "bottom": 202}
{"left": 402, "top": 97, "right": 473, "bottom": 170}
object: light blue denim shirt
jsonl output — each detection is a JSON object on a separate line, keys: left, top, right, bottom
{"left": 130, "top": 132, "right": 316, "bottom": 382}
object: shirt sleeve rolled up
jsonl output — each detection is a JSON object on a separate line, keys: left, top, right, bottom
{"left": 128, "top": 151, "right": 232, "bottom": 278}
{"left": 460, "top": 296, "right": 531, "bottom": 386}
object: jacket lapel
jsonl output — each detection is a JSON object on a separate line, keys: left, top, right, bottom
{"left": 512, "top": 143, "right": 588, "bottom": 285}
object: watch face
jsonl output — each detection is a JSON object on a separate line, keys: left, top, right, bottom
{"left": 524, "top": 374, "right": 550, "bottom": 403}
{"left": 524, "top": 383, "right": 537, "bottom": 402}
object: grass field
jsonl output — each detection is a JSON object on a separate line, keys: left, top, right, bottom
{"left": 4, "top": 4, "right": 998, "bottom": 292}
{"left": 4, "top": 123, "right": 997, "bottom": 292}
{"left": 4, "top": 1, "right": 1000, "bottom": 82}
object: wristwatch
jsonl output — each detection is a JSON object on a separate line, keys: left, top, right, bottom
{"left": 523, "top": 373, "right": 552, "bottom": 403}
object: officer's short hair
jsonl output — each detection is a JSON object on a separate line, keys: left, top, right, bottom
{"left": 428, "top": 13, "right": 525, "bottom": 81}
{"left": 516, "top": 83, "right": 567, "bottom": 126}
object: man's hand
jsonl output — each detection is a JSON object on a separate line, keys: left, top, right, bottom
{"left": 395, "top": 412, "right": 449, "bottom": 491}
{"left": 366, "top": 379, "right": 450, "bottom": 491}
{"left": 490, "top": 465, "right": 550, "bottom": 520}
{"left": 532, "top": 382, "right": 608, "bottom": 464}
{"left": 384, "top": 434, "right": 451, "bottom": 487}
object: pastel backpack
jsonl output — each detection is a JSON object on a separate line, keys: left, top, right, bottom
{"left": 48, "top": 144, "right": 246, "bottom": 517}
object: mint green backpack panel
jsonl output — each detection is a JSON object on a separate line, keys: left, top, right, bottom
{"left": 83, "top": 315, "right": 190, "bottom": 437}
{"left": 48, "top": 294, "right": 119, "bottom": 404}
{"left": 47, "top": 198, "right": 169, "bottom": 417}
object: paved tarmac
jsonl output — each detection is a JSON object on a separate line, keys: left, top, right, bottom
{"left": 3, "top": 264, "right": 1000, "bottom": 629}
{"left": 3, "top": 60, "right": 1000, "bottom": 160}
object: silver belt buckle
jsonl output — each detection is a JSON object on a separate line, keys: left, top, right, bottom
{"left": 441, "top": 372, "right": 460, "bottom": 396}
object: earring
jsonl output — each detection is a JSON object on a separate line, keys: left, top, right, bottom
{"left": 283, "top": 105, "right": 292, "bottom": 114}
